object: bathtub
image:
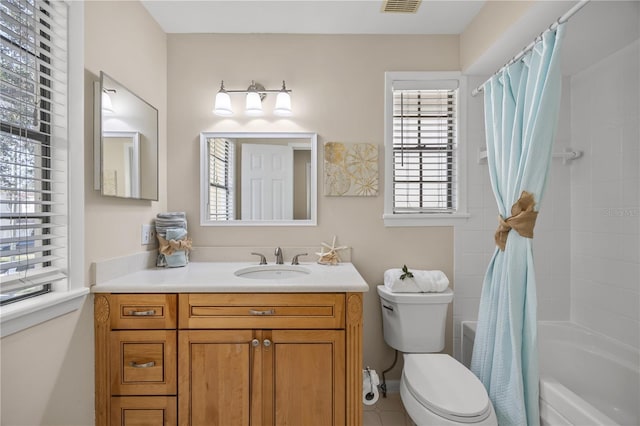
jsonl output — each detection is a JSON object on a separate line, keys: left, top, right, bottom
{"left": 461, "top": 321, "right": 639, "bottom": 425}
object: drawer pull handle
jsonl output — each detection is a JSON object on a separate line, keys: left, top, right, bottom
{"left": 249, "top": 309, "right": 275, "bottom": 316}
{"left": 128, "top": 309, "right": 156, "bottom": 316}
{"left": 130, "top": 361, "right": 155, "bottom": 368}
{"left": 382, "top": 304, "right": 394, "bottom": 312}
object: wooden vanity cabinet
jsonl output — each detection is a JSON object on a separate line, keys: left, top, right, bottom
{"left": 178, "top": 293, "right": 359, "bottom": 426}
{"left": 95, "top": 294, "right": 178, "bottom": 426}
{"left": 95, "top": 292, "right": 363, "bottom": 426}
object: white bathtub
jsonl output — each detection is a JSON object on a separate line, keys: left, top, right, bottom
{"left": 461, "top": 321, "right": 639, "bottom": 426}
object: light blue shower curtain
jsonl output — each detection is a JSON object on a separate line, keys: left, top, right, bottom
{"left": 471, "top": 24, "right": 566, "bottom": 426}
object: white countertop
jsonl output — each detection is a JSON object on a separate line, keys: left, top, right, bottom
{"left": 91, "top": 262, "right": 369, "bottom": 293}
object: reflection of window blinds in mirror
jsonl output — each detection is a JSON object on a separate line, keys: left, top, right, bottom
{"left": 392, "top": 88, "right": 457, "bottom": 213}
{"left": 208, "top": 138, "right": 235, "bottom": 220}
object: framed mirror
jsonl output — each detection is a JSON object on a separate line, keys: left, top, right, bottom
{"left": 199, "top": 132, "right": 317, "bottom": 226}
{"left": 94, "top": 72, "right": 158, "bottom": 200}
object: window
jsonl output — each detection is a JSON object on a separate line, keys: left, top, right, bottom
{"left": 207, "top": 138, "right": 235, "bottom": 221}
{"left": 384, "top": 72, "right": 467, "bottom": 226}
{"left": 0, "top": 0, "right": 86, "bottom": 334}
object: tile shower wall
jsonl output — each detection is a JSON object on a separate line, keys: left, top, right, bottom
{"left": 453, "top": 77, "right": 573, "bottom": 360}
{"left": 570, "top": 40, "right": 640, "bottom": 349}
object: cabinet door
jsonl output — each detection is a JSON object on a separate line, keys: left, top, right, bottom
{"left": 264, "top": 330, "right": 345, "bottom": 426}
{"left": 179, "top": 330, "right": 259, "bottom": 426}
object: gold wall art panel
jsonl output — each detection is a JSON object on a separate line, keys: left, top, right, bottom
{"left": 324, "top": 142, "right": 378, "bottom": 197}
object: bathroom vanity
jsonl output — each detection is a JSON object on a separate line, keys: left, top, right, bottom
{"left": 93, "top": 262, "right": 368, "bottom": 426}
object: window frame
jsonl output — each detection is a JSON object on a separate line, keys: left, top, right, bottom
{"left": 383, "top": 71, "right": 469, "bottom": 227}
{"left": 0, "top": 1, "right": 88, "bottom": 337}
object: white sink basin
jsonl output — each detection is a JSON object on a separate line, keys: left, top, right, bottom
{"left": 234, "top": 265, "right": 311, "bottom": 280}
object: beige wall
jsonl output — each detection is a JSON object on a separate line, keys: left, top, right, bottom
{"left": 460, "top": 1, "right": 534, "bottom": 72}
{"left": 0, "top": 2, "right": 167, "bottom": 424}
{"left": 0, "top": 301, "right": 95, "bottom": 425}
{"left": 167, "top": 34, "right": 458, "bottom": 377}
{"left": 84, "top": 1, "right": 168, "bottom": 280}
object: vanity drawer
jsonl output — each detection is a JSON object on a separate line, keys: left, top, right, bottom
{"left": 179, "top": 293, "right": 345, "bottom": 329}
{"left": 111, "top": 396, "right": 177, "bottom": 426}
{"left": 110, "top": 330, "right": 177, "bottom": 396}
{"left": 110, "top": 294, "right": 177, "bottom": 330}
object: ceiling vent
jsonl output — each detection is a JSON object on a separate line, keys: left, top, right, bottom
{"left": 381, "top": 0, "right": 422, "bottom": 14}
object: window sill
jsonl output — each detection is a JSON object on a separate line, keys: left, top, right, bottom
{"left": 0, "top": 288, "right": 90, "bottom": 338}
{"left": 383, "top": 212, "right": 471, "bottom": 227}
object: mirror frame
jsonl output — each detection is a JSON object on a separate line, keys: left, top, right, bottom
{"left": 93, "top": 72, "right": 159, "bottom": 201}
{"left": 199, "top": 132, "right": 317, "bottom": 227}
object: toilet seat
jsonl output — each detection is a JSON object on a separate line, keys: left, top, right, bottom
{"left": 403, "top": 354, "right": 492, "bottom": 423}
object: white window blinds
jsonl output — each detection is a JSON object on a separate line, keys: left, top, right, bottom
{"left": 392, "top": 88, "right": 457, "bottom": 213}
{"left": 208, "top": 138, "right": 235, "bottom": 221}
{"left": 0, "top": 0, "right": 69, "bottom": 304}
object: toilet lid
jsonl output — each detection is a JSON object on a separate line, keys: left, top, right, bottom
{"left": 403, "top": 354, "right": 492, "bottom": 423}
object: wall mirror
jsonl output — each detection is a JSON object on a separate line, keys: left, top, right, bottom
{"left": 94, "top": 72, "right": 158, "bottom": 201}
{"left": 199, "top": 132, "right": 317, "bottom": 226}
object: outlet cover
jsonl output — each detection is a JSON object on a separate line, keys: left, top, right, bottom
{"left": 141, "top": 224, "right": 152, "bottom": 245}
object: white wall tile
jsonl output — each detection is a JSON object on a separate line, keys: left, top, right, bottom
{"left": 570, "top": 39, "right": 640, "bottom": 349}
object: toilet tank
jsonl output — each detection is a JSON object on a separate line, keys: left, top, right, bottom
{"left": 377, "top": 285, "right": 453, "bottom": 353}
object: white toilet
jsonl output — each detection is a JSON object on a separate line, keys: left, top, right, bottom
{"left": 377, "top": 285, "right": 497, "bottom": 426}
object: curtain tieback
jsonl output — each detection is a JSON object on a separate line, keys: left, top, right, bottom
{"left": 494, "top": 191, "right": 538, "bottom": 251}
{"left": 157, "top": 235, "right": 193, "bottom": 256}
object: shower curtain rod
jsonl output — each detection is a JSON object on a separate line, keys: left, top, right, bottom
{"left": 471, "top": 0, "right": 590, "bottom": 97}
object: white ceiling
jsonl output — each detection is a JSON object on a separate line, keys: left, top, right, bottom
{"left": 141, "top": 0, "right": 486, "bottom": 35}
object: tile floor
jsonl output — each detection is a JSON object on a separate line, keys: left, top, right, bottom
{"left": 363, "top": 392, "right": 415, "bottom": 426}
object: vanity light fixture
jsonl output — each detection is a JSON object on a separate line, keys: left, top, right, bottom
{"left": 214, "top": 80, "right": 292, "bottom": 117}
{"left": 101, "top": 88, "right": 116, "bottom": 114}
{"left": 245, "top": 81, "right": 264, "bottom": 116}
{"left": 214, "top": 82, "right": 233, "bottom": 117}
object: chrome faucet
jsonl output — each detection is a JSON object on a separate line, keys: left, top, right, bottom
{"left": 274, "top": 247, "right": 283, "bottom": 265}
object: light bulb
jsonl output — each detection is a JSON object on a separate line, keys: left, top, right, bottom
{"left": 274, "top": 91, "right": 292, "bottom": 116}
{"left": 245, "top": 91, "right": 263, "bottom": 116}
{"left": 214, "top": 91, "right": 233, "bottom": 116}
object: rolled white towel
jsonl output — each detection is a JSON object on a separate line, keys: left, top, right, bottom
{"left": 383, "top": 268, "right": 449, "bottom": 293}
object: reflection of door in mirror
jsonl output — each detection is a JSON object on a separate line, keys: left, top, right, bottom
{"left": 241, "top": 144, "right": 294, "bottom": 220}
{"left": 102, "top": 131, "right": 140, "bottom": 198}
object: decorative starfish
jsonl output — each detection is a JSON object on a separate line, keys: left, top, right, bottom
{"left": 316, "top": 236, "right": 348, "bottom": 265}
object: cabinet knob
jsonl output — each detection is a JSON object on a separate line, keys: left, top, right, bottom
{"left": 251, "top": 339, "right": 260, "bottom": 347}
{"left": 263, "top": 339, "right": 272, "bottom": 347}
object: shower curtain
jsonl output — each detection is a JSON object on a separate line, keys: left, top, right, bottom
{"left": 471, "top": 24, "right": 566, "bottom": 426}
